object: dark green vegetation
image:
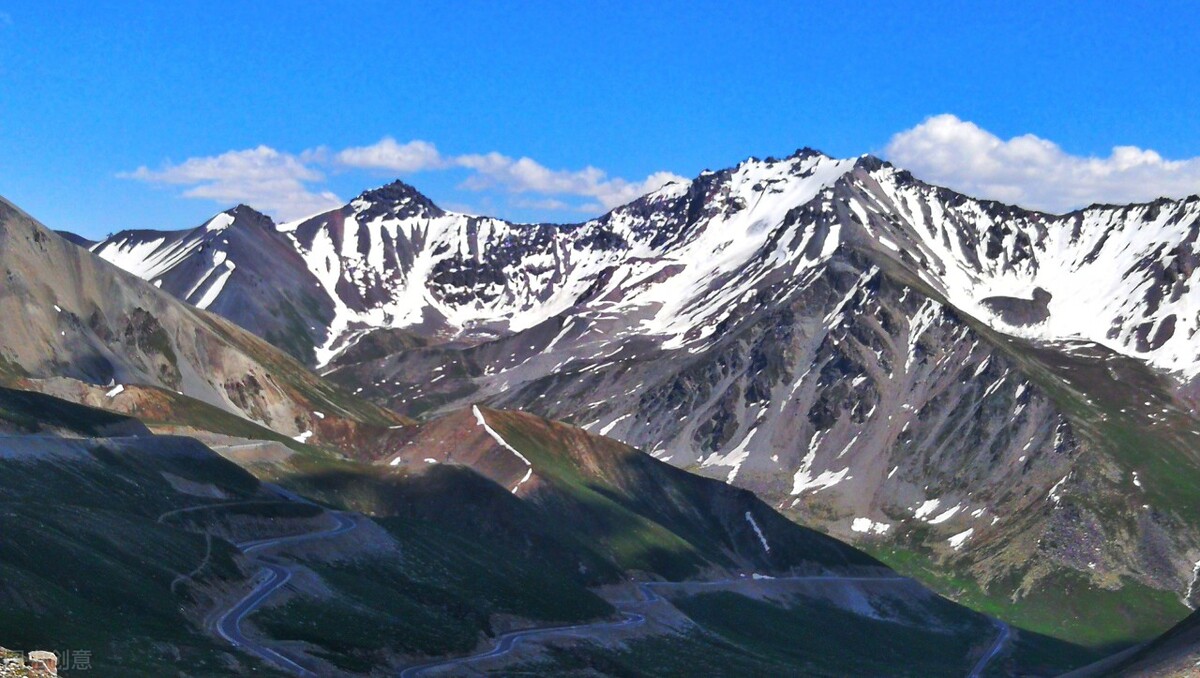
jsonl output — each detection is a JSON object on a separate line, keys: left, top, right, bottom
{"left": 672, "top": 592, "right": 989, "bottom": 677}
{"left": 254, "top": 515, "right": 614, "bottom": 671}
{"left": 509, "top": 587, "right": 1106, "bottom": 678}
{"left": 248, "top": 408, "right": 1054, "bottom": 674}
{"left": 508, "top": 590, "right": 993, "bottom": 678}
{"left": 1072, "top": 606, "right": 1200, "bottom": 676}
{"left": 0, "top": 384, "right": 1044, "bottom": 677}
{"left": 870, "top": 544, "right": 1185, "bottom": 659}
{"left": 251, "top": 449, "right": 626, "bottom": 671}
{"left": 505, "top": 631, "right": 811, "bottom": 677}
{"left": 0, "top": 434, "right": 281, "bottom": 677}
{"left": 473, "top": 408, "right": 882, "bottom": 578}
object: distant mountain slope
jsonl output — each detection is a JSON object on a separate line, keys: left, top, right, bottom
{"left": 54, "top": 229, "right": 94, "bottom": 248}
{"left": 90, "top": 205, "right": 334, "bottom": 364}
{"left": 0, "top": 196, "right": 403, "bottom": 450}
{"left": 87, "top": 150, "right": 1200, "bottom": 648}
{"left": 378, "top": 405, "right": 882, "bottom": 578}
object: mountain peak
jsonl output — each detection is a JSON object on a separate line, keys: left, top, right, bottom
{"left": 200, "top": 204, "right": 275, "bottom": 233}
{"left": 228, "top": 203, "right": 275, "bottom": 226}
{"left": 226, "top": 203, "right": 263, "bottom": 217}
{"left": 358, "top": 179, "right": 437, "bottom": 205}
{"left": 353, "top": 179, "right": 445, "bottom": 220}
{"left": 787, "top": 146, "right": 832, "bottom": 161}
{"left": 854, "top": 154, "right": 891, "bottom": 172}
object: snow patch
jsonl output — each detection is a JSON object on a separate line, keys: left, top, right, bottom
{"left": 473, "top": 405, "right": 532, "bottom": 466}
{"left": 928, "top": 504, "right": 962, "bottom": 525}
{"left": 948, "top": 528, "right": 974, "bottom": 550}
{"left": 851, "top": 517, "right": 891, "bottom": 535}
{"left": 913, "top": 499, "right": 941, "bottom": 520}
{"left": 1048, "top": 474, "right": 1070, "bottom": 504}
{"left": 745, "top": 511, "right": 771, "bottom": 552}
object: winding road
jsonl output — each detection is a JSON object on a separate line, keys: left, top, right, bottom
{"left": 397, "top": 574, "right": 925, "bottom": 677}
{"left": 165, "top": 495, "right": 1008, "bottom": 678}
{"left": 208, "top": 510, "right": 357, "bottom": 676}
{"left": 968, "top": 620, "right": 1011, "bottom": 678}
{"left": 160, "top": 490, "right": 357, "bottom": 678}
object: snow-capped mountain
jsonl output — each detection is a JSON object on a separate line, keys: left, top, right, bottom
{"left": 94, "top": 152, "right": 1200, "bottom": 380}
{"left": 85, "top": 149, "right": 1200, "bottom": 642}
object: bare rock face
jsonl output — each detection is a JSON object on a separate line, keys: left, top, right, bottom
{"left": 0, "top": 197, "right": 401, "bottom": 447}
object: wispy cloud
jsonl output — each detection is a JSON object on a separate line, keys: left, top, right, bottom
{"left": 120, "top": 146, "right": 342, "bottom": 221}
{"left": 123, "top": 138, "right": 684, "bottom": 219}
{"left": 885, "top": 114, "right": 1200, "bottom": 213}
{"left": 338, "top": 138, "right": 686, "bottom": 210}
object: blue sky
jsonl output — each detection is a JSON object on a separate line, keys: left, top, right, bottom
{"left": 2, "top": 2, "right": 1199, "bottom": 238}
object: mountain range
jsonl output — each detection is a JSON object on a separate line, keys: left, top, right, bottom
{"left": 87, "top": 150, "right": 1200, "bottom": 650}
{"left": 1, "top": 146, "right": 1198, "bottom": 675}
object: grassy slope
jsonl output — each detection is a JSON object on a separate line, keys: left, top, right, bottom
{"left": 950, "top": 335, "right": 1195, "bottom": 648}
{"left": 0, "top": 384, "right": 147, "bottom": 436}
{"left": 857, "top": 337, "right": 1198, "bottom": 651}
{"left": 0, "top": 377, "right": 358, "bottom": 464}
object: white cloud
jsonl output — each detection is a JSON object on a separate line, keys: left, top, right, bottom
{"left": 457, "top": 152, "right": 685, "bottom": 210}
{"left": 510, "top": 197, "right": 573, "bottom": 211}
{"left": 335, "top": 137, "right": 447, "bottom": 172}
{"left": 124, "top": 138, "right": 686, "bottom": 220}
{"left": 121, "top": 145, "right": 342, "bottom": 221}
{"left": 338, "top": 138, "right": 686, "bottom": 210}
{"left": 884, "top": 114, "right": 1200, "bottom": 213}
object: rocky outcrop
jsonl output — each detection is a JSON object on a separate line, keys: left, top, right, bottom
{"left": 0, "top": 648, "right": 58, "bottom": 677}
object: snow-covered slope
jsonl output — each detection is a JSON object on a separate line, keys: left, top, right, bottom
{"left": 842, "top": 163, "right": 1200, "bottom": 378}
{"left": 264, "top": 153, "right": 856, "bottom": 366}
{"left": 90, "top": 152, "right": 1200, "bottom": 382}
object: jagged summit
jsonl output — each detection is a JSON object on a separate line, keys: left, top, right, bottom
{"left": 225, "top": 203, "right": 274, "bottom": 223}
{"left": 350, "top": 178, "right": 445, "bottom": 219}
{"left": 852, "top": 153, "right": 890, "bottom": 172}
